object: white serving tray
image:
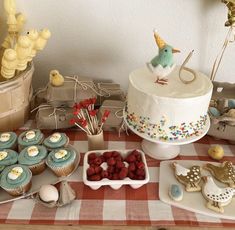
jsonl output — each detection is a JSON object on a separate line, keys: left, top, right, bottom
{"left": 159, "top": 160, "right": 235, "bottom": 220}
{"left": 83, "top": 149, "right": 149, "bottom": 190}
{"left": 0, "top": 145, "right": 80, "bottom": 204}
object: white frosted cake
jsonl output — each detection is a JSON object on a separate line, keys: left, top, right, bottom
{"left": 125, "top": 66, "right": 213, "bottom": 141}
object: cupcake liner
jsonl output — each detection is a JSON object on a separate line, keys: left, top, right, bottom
{"left": 28, "top": 160, "right": 47, "bottom": 175}
{"left": 2, "top": 180, "right": 32, "bottom": 196}
{"left": 47, "top": 161, "right": 75, "bottom": 177}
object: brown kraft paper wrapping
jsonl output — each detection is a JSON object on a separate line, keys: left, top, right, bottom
{"left": 35, "top": 105, "right": 75, "bottom": 129}
{"left": 98, "top": 100, "right": 125, "bottom": 131}
{"left": 46, "top": 76, "right": 97, "bottom": 107}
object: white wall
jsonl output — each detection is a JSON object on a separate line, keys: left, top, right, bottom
{"left": 0, "top": 0, "right": 234, "bottom": 90}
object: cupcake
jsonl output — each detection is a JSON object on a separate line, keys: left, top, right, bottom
{"left": 0, "top": 149, "right": 18, "bottom": 167}
{"left": 43, "top": 133, "right": 69, "bottom": 151}
{"left": 0, "top": 164, "right": 32, "bottom": 196}
{"left": 18, "top": 145, "right": 48, "bottom": 175}
{"left": 46, "top": 147, "right": 76, "bottom": 177}
{"left": 18, "top": 130, "right": 44, "bottom": 151}
{"left": 0, "top": 132, "right": 17, "bottom": 150}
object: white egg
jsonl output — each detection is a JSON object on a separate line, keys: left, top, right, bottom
{"left": 39, "top": 184, "right": 59, "bottom": 203}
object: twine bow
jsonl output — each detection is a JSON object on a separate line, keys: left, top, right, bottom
{"left": 64, "top": 76, "right": 109, "bottom": 102}
{"left": 101, "top": 103, "right": 129, "bottom": 137}
{"left": 31, "top": 104, "right": 66, "bottom": 129}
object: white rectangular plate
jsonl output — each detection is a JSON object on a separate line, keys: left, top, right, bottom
{"left": 159, "top": 160, "right": 235, "bottom": 220}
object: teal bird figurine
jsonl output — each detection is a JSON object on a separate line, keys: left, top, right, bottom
{"left": 147, "top": 30, "right": 180, "bottom": 85}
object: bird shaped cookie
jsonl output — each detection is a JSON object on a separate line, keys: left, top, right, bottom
{"left": 172, "top": 162, "right": 202, "bottom": 192}
{"left": 49, "top": 70, "right": 64, "bottom": 87}
{"left": 204, "top": 161, "right": 235, "bottom": 188}
{"left": 147, "top": 29, "right": 180, "bottom": 85}
{"left": 202, "top": 176, "right": 235, "bottom": 213}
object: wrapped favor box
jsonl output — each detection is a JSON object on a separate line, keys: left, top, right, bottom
{"left": 46, "top": 76, "right": 97, "bottom": 107}
{"left": 98, "top": 100, "right": 125, "bottom": 131}
{"left": 96, "top": 83, "right": 125, "bottom": 106}
{"left": 35, "top": 104, "right": 74, "bottom": 129}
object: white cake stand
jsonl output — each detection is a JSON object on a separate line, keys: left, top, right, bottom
{"left": 123, "top": 112, "right": 210, "bottom": 160}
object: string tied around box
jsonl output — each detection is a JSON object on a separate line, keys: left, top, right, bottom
{"left": 31, "top": 104, "right": 66, "bottom": 130}
{"left": 64, "top": 76, "right": 110, "bottom": 102}
{"left": 100, "top": 104, "right": 129, "bottom": 136}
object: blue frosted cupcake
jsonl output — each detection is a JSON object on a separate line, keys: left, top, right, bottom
{"left": 18, "top": 130, "right": 44, "bottom": 151}
{"left": 0, "top": 149, "right": 18, "bottom": 167}
{"left": 18, "top": 145, "right": 48, "bottom": 175}
{"left": 46, "top": 147, "right": 76, "bottom": 177}
{"left": 43, "top": 133, "right": 69, "bottom": 151}
{"left": 0, "top": 164, "right": 32, "bottom": 196}
{"left": 0, "top": 132, "right": 17, "bottom": 151}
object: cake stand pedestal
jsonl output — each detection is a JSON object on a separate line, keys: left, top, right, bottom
{"left": 141, "top": 140, "right": 180, "bottom": 160}
{"left": 124, "top": 112, "right": 210, "bottom": 160}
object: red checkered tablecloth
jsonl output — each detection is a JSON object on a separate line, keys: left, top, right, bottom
{"left": 1, "top": 121, "right": 235, "bottom": 228}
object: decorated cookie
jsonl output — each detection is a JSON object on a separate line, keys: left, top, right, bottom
{"left": 204, "top": 161, "right": 235, "bottom": 188}
{"left": 0, "top": 132, "right": 17, "bottom": 150}
{"left": 172, "top": 162, "right": 202, "bottom": 192}
{"left": 168, "top": 184, "right": 183, "bottom": 201}
{"left": 43, "top": 132, "right": 69, "bottom": 150}
{"left": 202, "top": 176, "right": 235, "bottom": 213}
{"left": 18, "top": 130, "right": 44, "bottom": 151}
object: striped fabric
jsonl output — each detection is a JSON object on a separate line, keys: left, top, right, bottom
{"left": 1, "top": 121, "right": 235, "bottom": 227}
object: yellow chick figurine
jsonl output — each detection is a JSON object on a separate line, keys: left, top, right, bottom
{"left": 49, "top": 70, "right": 64, "bottom": 87}
{"left": 208, "top": 145, "right": 224, "bottom": 161}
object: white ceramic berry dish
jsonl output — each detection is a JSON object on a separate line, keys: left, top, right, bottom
{"left": 83, "top": 149, "right": 150, "bottom": 190}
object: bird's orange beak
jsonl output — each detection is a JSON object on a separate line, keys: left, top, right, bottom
{"left": 172, "top": 48, "right": 180, "bottom": 53}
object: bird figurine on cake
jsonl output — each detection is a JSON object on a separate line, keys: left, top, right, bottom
{"left": 147, "top": 29, "right": 180, "bottom": 85}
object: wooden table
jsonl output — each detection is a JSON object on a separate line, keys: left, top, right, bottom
{"left": 1, "top": 127, "right": 235, "bottom": 230}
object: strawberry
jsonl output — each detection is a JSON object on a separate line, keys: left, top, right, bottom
{"left": 94, "top": 166, "right": 102, "bottom": 174}
{"left": 128, "top": 162, "right": 136, "bottom": 171}
{"left": 116, "top": 161, "right": 125, "bottom": 169}
{"left": 87, "top": 167, "right": 95, "bottom": 176}
{"left": 88, "top": 152, "right": 97, "bottom": 161}
{"left": 136, "top": 175, "right": 145, "bottom": 180}
{"left": 89, "top": 174, "right": 101, "bottom": 181}
{"left": 119, "top": 167, "right": 128, "bottom": 179}
{"left": 107, "top": 166, "right": 115, "bottom": 174}
{"left": 93, "top": 156, "right": 103, "bottom": 166}
{"left": 101, "top": 170, "right": 109, "bottom": 178}
{"left": 125, "top": 154, "right": 136, "bottom": 163}
{"left": 136, "top": 168, "right": 145, "bottom": 176}
{"left": 136, "top": 161, "right": 145, "bottom": 169}
{"left": 103, "top": 151, "right": 112, "bottom": 159}
{"left": 128, "top": 171, "right": 135, "bottom": 179}
{"left": 114, "top": 155, "right": 123, "bottom": 162}
{"left": 112, "top": 151, "right": 120, "bottom": 158}
{"left": 112, "top": 173, "right": 119, "bottom": 180}
{"left": 107, "top": 157, "right": 116, "bottom": 166}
